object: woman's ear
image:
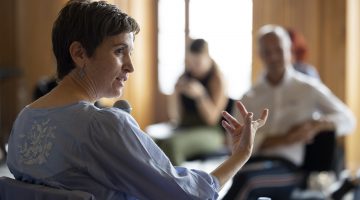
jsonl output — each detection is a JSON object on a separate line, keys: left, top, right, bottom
{"left": 69, "top": 41, "right": 87, "bottom": 69}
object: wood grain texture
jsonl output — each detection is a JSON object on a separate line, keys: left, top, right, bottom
{"left": 345, "top": 0, "right": 360, "bottom": 173}
{"left": 0, "top": 0, "right": 16, "bottom": 66}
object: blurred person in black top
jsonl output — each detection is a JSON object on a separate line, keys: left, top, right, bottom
{"left": 160, "top": 39, "right": 229, "bottom": 165}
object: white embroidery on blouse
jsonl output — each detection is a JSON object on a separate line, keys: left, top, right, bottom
{"left": 18, "top": 119, "right": 56, "bottom": 165}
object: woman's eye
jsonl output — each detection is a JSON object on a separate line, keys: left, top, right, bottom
{"left": 115, "top": 48, "right": 125, "bottom": 55}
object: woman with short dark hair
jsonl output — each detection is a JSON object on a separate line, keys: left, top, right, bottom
{"left": 7, "top": 1, "right": 268, "bottom": 199}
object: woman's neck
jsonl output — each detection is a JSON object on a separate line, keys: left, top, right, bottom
{"left": 59, "top": 69, "right": 99, "bottom": 103}
{"left": 30, "top": 71, "right": 98, "bottom": 109}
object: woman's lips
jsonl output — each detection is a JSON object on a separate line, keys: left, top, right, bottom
{"left": 115, "top": 77, "right": 125, "bottom": 87}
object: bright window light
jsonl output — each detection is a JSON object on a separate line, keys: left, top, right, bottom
{"left": 158, "top": 0, "right": 185, "bottom": 95}
{"left": 158, "top": 0, "right": 252, "bottom": 99}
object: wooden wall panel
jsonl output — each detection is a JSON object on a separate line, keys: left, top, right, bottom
{"left": 0, "top": 0, "right": 18, "bottom": 144}
{"left": 345, "top": 0, "right": 360, "bottom": 173}
{"left": 16, "top": 0, "right": 67, "bottom": 104}
{"left": 319, "top": 0, "right": 346, "bottom": 99}
{"left": 0, "top": 78, "right": 19, "bottom": 140}
{"left": 125, "top": 0, "right": 157, "bottom": 128}
{"left": 0, "top": 0, "right": 16, "bottom": 66}
{"left": 113, "top": 0, "right": 129, "bottom": 10}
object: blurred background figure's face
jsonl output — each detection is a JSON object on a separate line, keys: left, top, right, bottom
{"left": 186, "top": 52, "right": 212, "bottom": 79}
{"left": 259, "top": 33, "right": 286, "bottom": 79}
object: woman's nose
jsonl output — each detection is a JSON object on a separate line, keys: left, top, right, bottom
{"left": 123, "top": 53, "right": 134, "bottom": 73}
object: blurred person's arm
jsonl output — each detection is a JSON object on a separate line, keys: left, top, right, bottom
{"left": 191, "top": 72, "right": 228, "bottom": 125}
{"left": 259, "top": 121, "right": 323, "bottom": 150}
{"left": 310, "top": 82, "right": 356, "bottom": 135}
{"left": 167, "top": 90, "right": 181, "bottom": 126}
{"left": 167, "top": 76, "right": 187, "bottom": 125}
{"left": 259, "top": 111, "right": 349, "bottom": 151}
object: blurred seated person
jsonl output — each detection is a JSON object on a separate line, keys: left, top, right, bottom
{"left": 33, "top": 76, "right": 58, "bottom": 100}
{"left": 6, "top": 1, "right": 269, "bottom": 199}
{"left": 222, "top": 24, "right": 356, "bottom": 200}
{"left": 159, "top": 38, "right": 229, "bottom": 165}
{"left": 287, "top": 28, "right": 320, "bottom": 79}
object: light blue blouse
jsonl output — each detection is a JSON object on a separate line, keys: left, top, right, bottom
{"left": 7, "top": 101, "right": 219, "bottom": 200}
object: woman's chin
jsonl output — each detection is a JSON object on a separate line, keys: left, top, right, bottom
{"left": 102, "top": 88, "right": 123, "bottom": 99}
{"left": 111, "top": 92, "right": 123, "bottom": 99}
{"left": 115, "top": 88, "right": 124, "bottom": 98}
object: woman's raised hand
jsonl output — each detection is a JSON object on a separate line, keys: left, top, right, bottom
{"left": 221, "top": 101, "right": 268, "bottom": 159}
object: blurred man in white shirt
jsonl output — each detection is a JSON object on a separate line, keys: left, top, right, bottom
{"left": 223, "top": 24, "right": 356, "bottom": 200}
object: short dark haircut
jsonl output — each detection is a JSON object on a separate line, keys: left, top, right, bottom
{"left": 52, "top": 0, "right": 140, "bottom": 80}
{"left": 189, "top": 39, "right": 209, "bottom": 54}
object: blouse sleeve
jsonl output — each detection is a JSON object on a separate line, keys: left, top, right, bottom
{"left": 82, "top": 108, "right": 219, "bottom": 200}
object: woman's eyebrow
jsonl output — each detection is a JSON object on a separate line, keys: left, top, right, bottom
{"left": 113, "top": 43, "right": 128, "bottom": 48}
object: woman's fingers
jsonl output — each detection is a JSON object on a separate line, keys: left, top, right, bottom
{"left": 246, "top": 112, "right": 253, "bottom": 123}
{"left": 222, "top": 111, "right": 241, "bottom": 129}
{"left": 260, "top": 109, "right": 269, "bottom": 120}
{"left": 222, "top": 120, "right": 235, "bottom": 134}
{"left": 257, "top": 109, "right": 269, "bottom": 128}
{"left": 241, "top": 112, "right": 254, "bottom": 142}
{"left": 222, "top": 105, "right": 269, "bottom": 137}
{"left": 250, "top": 109, "right": 268, "bottom": 129}
{"left": 235, "top": 101, "right": 248, "bottom": 120}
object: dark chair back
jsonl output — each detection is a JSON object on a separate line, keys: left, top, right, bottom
{"left": 301, "top": 130, "right": 337, "bottom": 172}
{"left": 300, "top": 130, "right": 343, "bottom": 189}
{"left": 0, "top": 176, "right": 96, "bottom": 200}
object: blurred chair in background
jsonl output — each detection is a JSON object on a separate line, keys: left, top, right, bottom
{"left": 0, "top": 176, "right": 95, "bottom": 200}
